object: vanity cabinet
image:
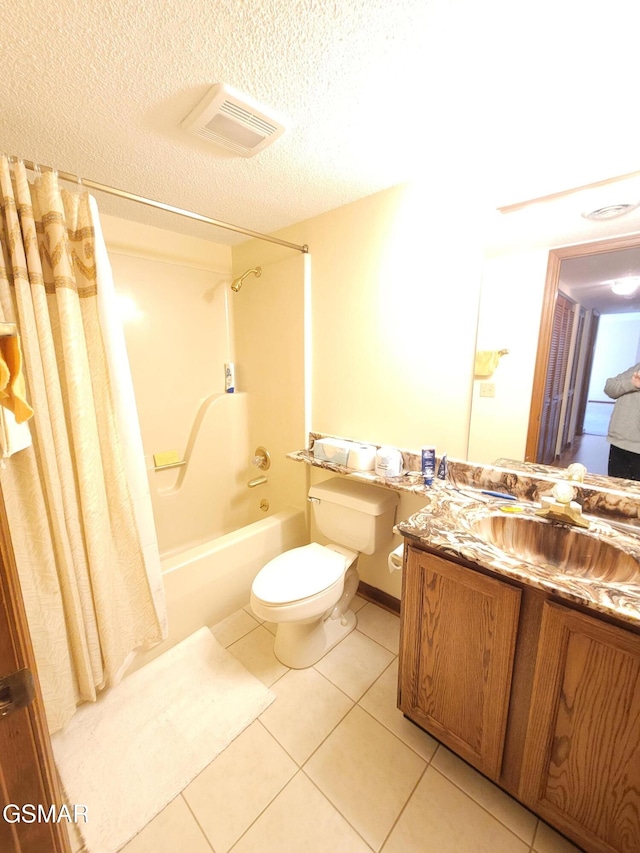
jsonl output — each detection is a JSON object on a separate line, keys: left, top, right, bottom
{"left": 400, "top": 543, "right": 640, "bottom": 853}
{"left": 520, "top": 603, "right": 640, "bottom": 853}
{"left": 398, "top": 547, "right": 521, "bottom": 779}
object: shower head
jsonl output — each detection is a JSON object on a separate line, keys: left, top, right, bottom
{"left": 231, "top": 266, "right": 262, "bottom": 292}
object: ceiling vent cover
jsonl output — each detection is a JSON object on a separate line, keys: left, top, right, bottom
{"left": 182, "top": 84, "right": 286, "bottom": 157}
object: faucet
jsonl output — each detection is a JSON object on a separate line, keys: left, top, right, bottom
{"left": 535, "top": 463, "right": 590, "bottom": 529}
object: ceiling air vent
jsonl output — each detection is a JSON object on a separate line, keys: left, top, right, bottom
{"left": 181, "top": 84, "right": 286, "bottom": 157}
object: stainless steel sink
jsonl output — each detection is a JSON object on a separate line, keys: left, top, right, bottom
{"left": 469, "top": 513, "right": 640, "bottom": 584}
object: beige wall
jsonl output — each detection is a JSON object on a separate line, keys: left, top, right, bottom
{"left": 234, "top": 181, "right": 487, "bottom": 597}
{"left": 235, "top": 182, "right": 485, "bottom": 456}
{"left": 229, "top": 251, "right": 309, "bottom": 524}
{"left": 467, "top": 248, "right": 549, "bottom": 463}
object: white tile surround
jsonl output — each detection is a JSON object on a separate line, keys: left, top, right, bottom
{"left": 114, "top": 598, "right": 584, "bottom": 853}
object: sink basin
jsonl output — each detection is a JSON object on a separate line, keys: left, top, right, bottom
{"left": 470, "top": 513, "right": 640, "bottom": 584}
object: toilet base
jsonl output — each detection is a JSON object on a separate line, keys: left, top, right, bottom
{"left": 273, "top": 608, "right": 357, "bottom": 669}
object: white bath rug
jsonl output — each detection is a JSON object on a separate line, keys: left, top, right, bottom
{"left": 51, "top": 627, "right": 275, "bottom": 853}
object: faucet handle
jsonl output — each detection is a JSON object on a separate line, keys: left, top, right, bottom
{"left": 567, "top": 463, "right": 587, "bottom": 482}
{"left": 552, "top": 481, "right": 576, "bottom": 504}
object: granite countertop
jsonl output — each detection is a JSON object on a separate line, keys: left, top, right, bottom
{"left": 288, "top": 437, "right": 640, "bottom": 629}
{"left": 397, "top": 482, "right": 640, "bottom": 629}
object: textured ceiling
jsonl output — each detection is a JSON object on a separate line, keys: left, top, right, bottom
{"left": 2, "top": 1, "right": 640, "bottom": 245}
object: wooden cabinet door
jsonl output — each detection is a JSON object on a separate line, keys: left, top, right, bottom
{"left": 399, "top": 548, "right": 521, "bottom": 779}
{"left": 520, "top": 603, "right": 640, "bottom": 853}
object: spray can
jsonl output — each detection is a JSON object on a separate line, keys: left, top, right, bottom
{"left": 421, "top": 446, "right": 436, "bottom": 486}
{"left": 224, "top": 363, "right": 235, "bottom": 393}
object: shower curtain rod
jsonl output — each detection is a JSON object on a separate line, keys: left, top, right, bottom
{"left": 18, "top": 158, "right": 309, "bottom": 254}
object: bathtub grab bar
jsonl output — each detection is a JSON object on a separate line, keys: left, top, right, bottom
{"left": 248, "top": 476, "right": 268, "bottom": 488}
{"left": 154, "top": 460, "right": 187, "bottom": 471}
{"left": 152, "top": 392, "right": 240, "bottom": 494}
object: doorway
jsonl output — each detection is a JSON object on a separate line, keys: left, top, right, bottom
{"left": 527, "top": 238, "right": 640, "bottom": 475}
{"left": 558, "top": 312, "right": 640, "bottom": 473}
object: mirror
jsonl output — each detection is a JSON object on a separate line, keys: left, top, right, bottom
{"left": 526, "top": 238, "right": 640, "bottom": 476}
{"left": 468, "top": 172, "right": 640, "bottom": 487}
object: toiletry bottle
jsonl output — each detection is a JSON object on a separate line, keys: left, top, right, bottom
{"left": 224, "top": 363, "right": 235, "bottom": 393}
{"left": 421, "top": 446, "right": 436, "bottom": 486}
{"left": 437, "top": 453, "right": 448, "bottom": 480}
{"left": 375, "top": 446, "right": 403, "bottom": 478}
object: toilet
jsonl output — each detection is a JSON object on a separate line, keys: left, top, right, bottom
{"left": 250, "top": 477, "right": 399, "bottom": 668}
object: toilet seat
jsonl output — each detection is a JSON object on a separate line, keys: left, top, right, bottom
{"left": 252, "top": 542, "right": 347, "bottom": 606}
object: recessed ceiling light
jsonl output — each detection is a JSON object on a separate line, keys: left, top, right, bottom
{"left": 582, "top": 202, "right": 640, "bottom": 220}
{"left": 608, "top": 277, "right": 640, "bottom": 296}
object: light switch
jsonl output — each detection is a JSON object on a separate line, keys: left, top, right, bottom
{"left": 480, "top": 382, "right": 495, "bottom": 398}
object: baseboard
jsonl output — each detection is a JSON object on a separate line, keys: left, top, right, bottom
{"left": 357, "top": 581, "right": 400, "bottom": 615}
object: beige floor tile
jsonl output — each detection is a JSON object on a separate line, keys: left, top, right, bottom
{"left": 315, "top": 628, "right": 395, "bottom": 701}
{"left": 305, "top": 705, "right": 425, "bottom": 851}
{"left": 359, "top": 659, "right": 438, "bottom": 762}
{"left": 533, "top": 821, "right": 585, "bottom": 853}
{"left": 232, "top": 771, "right": 372, "bottom": 852}
{"left": 183, "top": 721, "right": 296, "bottom": 853}
{"left": 431, "top": 746, "right": 537, "bottom": 844}
{"left": 260, "top": 667, "right": 353, "bottom": 764}
{"left": 244, "top": 603, "right": 263, "bottom": 622}
{"left": 120, "top": 796, "right": 211, "bottom": 853}
{"left": 351, "top": 594, "right": 368, "bottom": 612}
{"left": 211, "top": 608, "right": 260, "bottom": 648}
{"left": 382, "top": 767, "right": 529, "bottom": 853}
{"left": 227, "top": 625, "right": 289, "bottom": 686}
{"left": 355, "top": 603, "right": 400, "bottom": 653}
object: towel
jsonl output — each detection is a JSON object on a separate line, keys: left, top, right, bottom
{"left": 0, "top": 333, "right": 34, "bottom": 423}
{"left": 474, "top": 350, "right": 501, "bottom": 377}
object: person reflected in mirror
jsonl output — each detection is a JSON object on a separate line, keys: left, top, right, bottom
{"left": 605, "top": 363, "right": 640, "bottom": 480}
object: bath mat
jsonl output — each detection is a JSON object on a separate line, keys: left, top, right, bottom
{"left": 51, "top": 627, "right": 275, "bottom": 853}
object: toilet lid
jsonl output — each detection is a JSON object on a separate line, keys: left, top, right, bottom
{"left": 252, "top": 543, "right": 346, "bottom": 605}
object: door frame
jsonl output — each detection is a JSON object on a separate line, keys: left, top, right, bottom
{"left": 0, "top": 485, "right": 70, "bottom": 853}
{"left": 525, "top": 233, "right": 640, "bottom": 462}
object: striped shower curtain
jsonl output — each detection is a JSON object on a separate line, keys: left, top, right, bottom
{"left": 0, "top": 156, "right": 167, "bottom": 733}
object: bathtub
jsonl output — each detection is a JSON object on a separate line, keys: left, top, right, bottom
{"left": 130, "top": 507, "right": 307, "bottom": 671}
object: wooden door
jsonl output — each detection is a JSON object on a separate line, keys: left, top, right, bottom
{"left": 0, "top": 488, "right": 70, "bottom": 853}
{"left": 574, "top": 312, "right": 600, "bottom": 437}
{"left": 558, "top": 305, "right": 585, "bottom": 454}
{"left": 399, "top": 548, "right": 521, "bottom": 779}
{"left": 536, "top": 293, "right": 575, "bottom": 464}
{"left": 520, "top": 602, "right": 640, "bottom": 853}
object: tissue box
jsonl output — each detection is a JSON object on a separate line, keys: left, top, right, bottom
{"left": 313, "top": 437, "right": 355, "bottom": 466}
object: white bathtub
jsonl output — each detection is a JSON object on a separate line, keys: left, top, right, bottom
{"left": 130, "top": 507, "right": 307, "bottom": 671}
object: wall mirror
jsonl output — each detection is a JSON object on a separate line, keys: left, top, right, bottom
{"left": 469, "top": 172, "right": 640, "bottom": 487}
{"left": 526, "top": 236, "right": 640, "bottom": 476}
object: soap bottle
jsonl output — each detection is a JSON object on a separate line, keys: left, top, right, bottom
{"left": 225, "top": 363, "right": 235, "bottom": 393}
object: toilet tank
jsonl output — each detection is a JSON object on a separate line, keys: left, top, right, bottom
{"left": 308, "top": 477, "right": 399, "bottom": 555}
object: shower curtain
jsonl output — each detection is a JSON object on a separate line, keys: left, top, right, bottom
{"left": 0, "top": 156, "right": 167, "bottom": 733}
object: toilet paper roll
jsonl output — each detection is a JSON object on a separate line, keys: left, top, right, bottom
{"left": 388, "top": 543, "right": 404, "bottom": 573}
{"left": 347, "top": 443, "right": 377, "bottom": 471}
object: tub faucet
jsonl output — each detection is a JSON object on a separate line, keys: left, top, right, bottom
{"left": 535, "top": 463, "right": 590, "bottom": 528}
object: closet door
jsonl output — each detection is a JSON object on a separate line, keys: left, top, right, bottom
{"left": 536, "top": 293, "right": 575, "bottom": 464}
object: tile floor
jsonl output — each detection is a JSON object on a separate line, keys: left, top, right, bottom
{"left": 118, "top": 597, "right": 584, "bottom": 853}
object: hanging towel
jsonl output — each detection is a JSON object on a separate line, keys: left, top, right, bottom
{"left": 0, "top": 333, "right": 34, "bottom": 423}
{"left": 0, "top": 406, "right": 32, "bottom": 458}
{"left": 474, "top": 350, "right": 502, "bottom": 377}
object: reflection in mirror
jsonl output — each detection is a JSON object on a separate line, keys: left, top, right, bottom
{"left": 527, "top": 237, "right": 640, "bottom": 477}
{"left": 468, "top": 172, "right": 640, "bottom": 490}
